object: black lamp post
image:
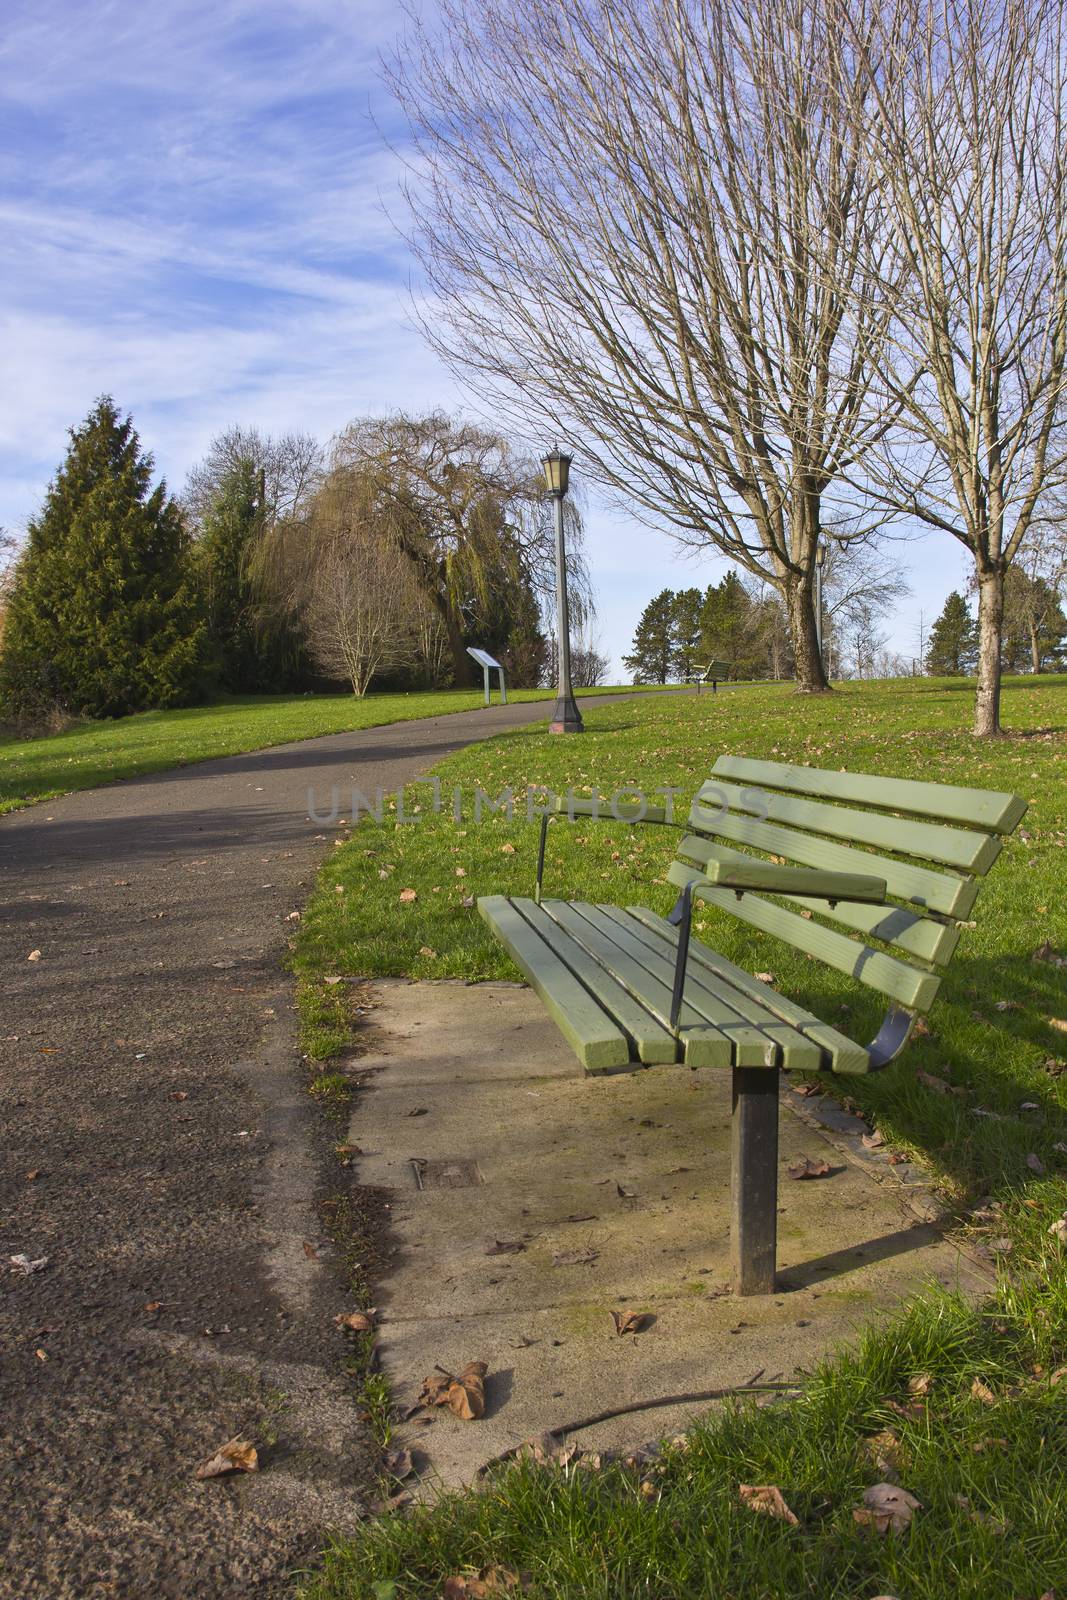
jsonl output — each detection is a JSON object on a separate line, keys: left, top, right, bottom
{"left": 542, "top": 448, "right": 584, "bottom": 733}
{"left": 825, "top": 544, "right": 831, "bottom": 681}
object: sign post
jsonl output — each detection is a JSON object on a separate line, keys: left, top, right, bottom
{"left": 466, "top": 647, "right": 507, "bottom": 706}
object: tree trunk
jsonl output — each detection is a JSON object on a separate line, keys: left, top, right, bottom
{"left": 785, "top": 577, "right": 829, "bottom": 692}
{"left": 974, "top": 569, "right": 1004, "bottom": 736}
{"left": 1030, "top": 621, "right": 1041, "bottom": 675}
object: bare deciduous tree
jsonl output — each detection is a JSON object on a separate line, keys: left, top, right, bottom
{"left": 854, "top": 0, "right": 1067, "bottom": 733}
{"left": 819, "top": 538, "right": 911, "bottom": 676}
{"left": 184, "top": 426, "right": 324, "bottom": 531}
{"left": 391, "top": 0, "right": 907, "bottom": 692}
{"left": 299, "top": 475, "right": 424, "bottom": 696}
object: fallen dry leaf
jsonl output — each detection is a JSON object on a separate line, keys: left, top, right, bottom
{"left": 862, "top": 1130, "right": 885, "bottom": 1150}
{"left": 754, "top": 971, "right": 777, "bottom": 985}
{"left": 442, "top": 1569, "right": 529, "bottom": 1598}
{"left": 861, "top": 1429, "right": 908, "bottom": 1479}
{"left": 195, "top": 1436, "right": 258, "bottom": 1480}
{"left": 420, "top": 1362, "right": 489, "bottom": 1420}
{"left": 915, "top": 1070, "right": 951, "bottom": 1094}
{"left": 790, "top": 1081, "right": 822, "bottom": 1097}
{"left": 9, "top": 1254, "right": 48, "bottom": 1275}
{"left": 169, "top": 1091, "right": 188, "bottom": 1103}
{"left": 334, "top": 1310, "right": 375, "bottom": 1333}
{"left": 500, "top": 843, "right": 516, "bottom": 854}
{"left": 143, "top": 1300, "right": 163, "bottom": 1313}
{"left": 787, "top": 1157, "right": 832, "bottom": 1180}
{"left": 738, "top": 1484, "right": 799, "bottom": 1526}
{"left": 971, "top": 1377, "right": 997, "bottom": 1406}
{"left": 1049, "top": 1018, "right": 1067, "bottom": 1035}
{"left": 485, "top": 1239, "right": 525, "bottom": 1256}
{"left": 418, "top": 946, "right": 436, "bottom": 958}
{"left": 447, "top": 1361, "right": 488, "bottom": 1420}
{"left": 398, "top": 888, "right": 418, "bottom": 903}
{"left": 520, "top": 1432, "right": 577, "bottom": 1467}
{"left": 552, "top": 1246, "right": 599, "bottom": 1266}
{"left": 907, "top": 1374, "right": 933, "bottom": 1396}
{"left": 853, "top": 1482, "right": 920, "bottom": 1535}
{"left": 418, "top": 1370, "right": 453, "bottom": 1407}
{"left": 1048, "top": 1219, "right": 1067, "bottom": 1244}
{"left": 610, "top": 1309, "right": 649, "bottom": 1336}
{"left": 26, "top": 949, "right": 41, "bottom": 962}
{"left": 1027, "top": 1152, "right": 1046, "bottom": 1174}
{"left": 25, "top": 1169, "right": 41, "bottom": 1182}
{"left": 886, "top": 1398, "right": 925, "bottom": 1422}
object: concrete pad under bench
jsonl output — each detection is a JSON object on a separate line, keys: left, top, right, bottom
{"left": 350, "top": 980, "right": 988, "bottom": 1488}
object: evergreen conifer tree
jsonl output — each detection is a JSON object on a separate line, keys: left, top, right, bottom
{"left": 699, "top": 572, "right": 757, "bottom": 675}
{"left": 0, "top": 398, "right": 207, "bottom": 719}
{"left": 197, "top": 457, "right": 268, "bottom": 692}
{"left": 670, "top": 587, "right": 703, "bottom": 679}
{"left": 926, "top": 591, "right": 978, "bottom": 675}
{"left": 623, "top": 589, "right": 676, "bottom": 683}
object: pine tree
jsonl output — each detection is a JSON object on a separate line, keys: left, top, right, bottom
{"left": 699, "top": 572, "right": 757, "bottom": 676}
{"left": 197, "top": 457, "right": 269, "bottom": 692}
{"left": 926, "top": 591, "right": 978, "bottom": 675}
{"left": 0, "top": 398, "right": 208, "bottom": 719}
{"left": 670, "top": 587, "right": 703, "bottom": 679}
{"left": 623, "top": 589, "right": 676, "bottom": 683}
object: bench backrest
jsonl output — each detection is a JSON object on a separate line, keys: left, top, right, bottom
{"left": 667, "top": 756, "right": 1027, "bottom": 1014}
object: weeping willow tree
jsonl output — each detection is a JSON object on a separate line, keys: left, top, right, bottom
{"left": 324, "top": 413, "right": 589, "bottom": 685}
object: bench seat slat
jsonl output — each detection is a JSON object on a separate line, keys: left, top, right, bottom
{"left": 560, "top": 902, "right": 819, "bottom": 1069}
{"left": 477, "top": 896, "right": 632, "bottom": 1073}
{"left": 510, "top": 900, "right": 678, "bottom": 1065}
{"left": 711, "top": 755, "right": 1028, "bottom": 834}
{"left": 593, "top": 906, "right": 822, "bottom": 1070}
{"left": 685, "top": 808, "right": 977, "bottom": 919}
{"left": 538, "top": 900, "right": 733, "bottom": 1066}
{"left": 619, "top": 906, "right": 870, "bottom": 1072}
{"left": 679, "top": 836, "right": 961, "bottom": 966}
{"left": 667, "top": 862, "right": 942, "bottom": 1012}
{"left": 696, "top": 777, "right": 1003, "bottom": 874}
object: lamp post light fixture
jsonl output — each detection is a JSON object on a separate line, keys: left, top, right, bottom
{"left": 542, "top": 448, "right": 584, "bottom": 734}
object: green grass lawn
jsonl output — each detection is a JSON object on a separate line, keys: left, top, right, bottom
{"left": 0, "top": 683, "right": 676, "bottom": 814}
{"left": 295, "top": 674, "right": 1067, "bottom": 1600}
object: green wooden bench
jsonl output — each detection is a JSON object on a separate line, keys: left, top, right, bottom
{"left": 478, "top": 756, "right": 1027, "bottom": 1294}
{"left": 690, "top": 659, "right": 733, "bottom": 692}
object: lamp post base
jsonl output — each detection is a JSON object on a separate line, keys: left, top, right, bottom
{"left": 548, "top": 692, "right": 585, "bottom": 733}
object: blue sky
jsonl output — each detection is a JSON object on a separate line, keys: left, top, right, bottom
{"left": 0, "top": 0, "right": 972, "bottom": 676}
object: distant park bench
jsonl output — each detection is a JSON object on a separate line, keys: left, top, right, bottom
{"left": 688, "top": 659, "right": 733, "bottom": 692}
{"left": 479, "top": 757, "right": 1027, "bottom": 1293}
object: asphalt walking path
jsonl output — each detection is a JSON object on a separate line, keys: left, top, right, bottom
{"left": 0, "top": 692, "right": 650, "bottom": 1599}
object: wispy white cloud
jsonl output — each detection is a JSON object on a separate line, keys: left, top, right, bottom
{"left": 0, "top": 0, "right": 972, "bottom": 676}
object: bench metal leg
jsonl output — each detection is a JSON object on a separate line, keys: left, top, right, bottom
{"left": 730, "top": 1066, "right": 779, "bottom": 1294}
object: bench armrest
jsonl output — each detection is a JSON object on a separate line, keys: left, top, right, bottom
{"left": 551, "top": 798, "right": 679, "bottom": 826}
{"left": 696, "top": 860, "right": 888, "bottom": 906}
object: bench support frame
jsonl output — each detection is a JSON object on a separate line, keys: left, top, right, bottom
{"left": 731, "top": 1066, "right": 780, "bottom": 1294}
